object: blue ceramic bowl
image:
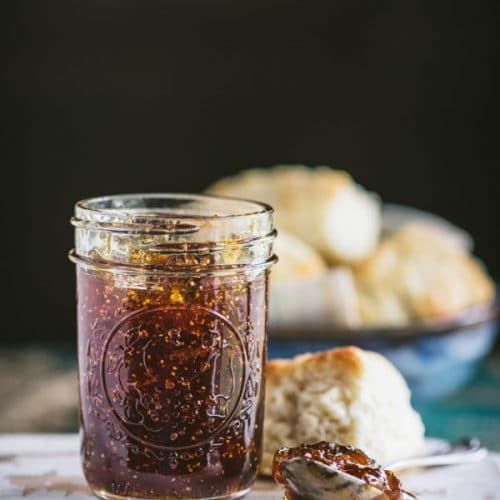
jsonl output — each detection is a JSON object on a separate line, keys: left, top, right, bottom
{"left": 268, "top": 304, "right": 499, "bottom": 400}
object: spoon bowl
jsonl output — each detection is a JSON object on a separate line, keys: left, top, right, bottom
{"left": 280, "top": 458, "right": 413, "bottom": 500}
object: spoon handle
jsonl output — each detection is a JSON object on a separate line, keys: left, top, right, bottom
{"left": 388, "top": 438, "right": 488, "bottom": 472}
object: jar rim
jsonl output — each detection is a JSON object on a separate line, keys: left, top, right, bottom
{"left": 71, "top": 193, "right": 276, "bottom": 271}
{"left": 73, "top": 193, "right": 273, "bottom": 229}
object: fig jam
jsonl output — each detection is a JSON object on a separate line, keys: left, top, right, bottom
{"left": 71, "top": 194, "right": 275, "bottom": 499}
{"left": 273, "top": 442, "right": 413, "bottom": 500}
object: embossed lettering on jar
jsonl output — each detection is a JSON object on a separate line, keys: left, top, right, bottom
{"left": 70, "top": 194, "right": 276, "bottom": 499}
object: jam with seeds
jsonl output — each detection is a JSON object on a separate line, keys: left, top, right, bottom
{"left": 71, "top": 194, "right": 275, "bottom": 499}
{"left": 273, "top": 442, "right": 414, "bottom": 500}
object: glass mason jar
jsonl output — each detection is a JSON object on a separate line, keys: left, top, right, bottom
{"left": 69, "top": 194, "right": 276, "bottom": 500}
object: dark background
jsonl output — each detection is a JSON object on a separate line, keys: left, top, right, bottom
{"left": 5, "top": 0, "right": 500, "bottom": 344}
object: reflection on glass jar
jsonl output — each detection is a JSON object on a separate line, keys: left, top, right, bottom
{"left": 70, "top": 194, "right": 276, "bottom": 499}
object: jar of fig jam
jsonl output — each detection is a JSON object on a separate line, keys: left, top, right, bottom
{"left": 69, "top": 194, "right": 276, "bottom": 500}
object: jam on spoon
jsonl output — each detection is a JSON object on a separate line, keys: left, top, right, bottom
{"left": 273, "top": 442, "right": 415, "bottom": 500}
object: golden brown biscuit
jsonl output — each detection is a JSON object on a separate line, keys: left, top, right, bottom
{"left": 354, "top": 223, "right": 495, "bottom": 325}
{"left": 262, "top": 346, "right": 424, "bottom": 475}
{"left": 270, "top": 267, "right": 362, "bottom": 329}
{"left": 272, "top": 230, "right": 327, "bottom": 284}
{"left": 207, "top": 165, "right": 381, "bottom": 265}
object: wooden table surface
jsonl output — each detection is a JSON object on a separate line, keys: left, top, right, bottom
{"left": 1, "top": 434, "right": 499, "bottom": 499}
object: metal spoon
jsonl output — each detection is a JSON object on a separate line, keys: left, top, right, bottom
{"left": 278, "top": 438, "right": 487, "bottom": 500}
{"left": 279, "top": 458, "right": 403, "bottom": 499}
{"left": 387, "top": 437, "right": 487, "bottom": 472}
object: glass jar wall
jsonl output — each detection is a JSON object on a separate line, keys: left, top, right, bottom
{"left": 70, "top": 194, "right": 276, "bottom": 499}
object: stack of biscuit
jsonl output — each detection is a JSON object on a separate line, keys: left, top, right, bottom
{"left": 207, "top": 164, "right": 495, "bottom": 327}
{"left": 208, "top": 166, "right": 494, "bottom": 476}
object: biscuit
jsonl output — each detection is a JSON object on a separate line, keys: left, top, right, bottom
{"left": 354, "top": 223, "right": 495, "bottom": 325}
{"left": 262, "top": 346, "right": 424, "bottom": 475}
{"left": 272, "top": 230, "right": 327, "bottom": 284}
{"left": 207, "top": 165, "right": 381, "bottom": 264}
